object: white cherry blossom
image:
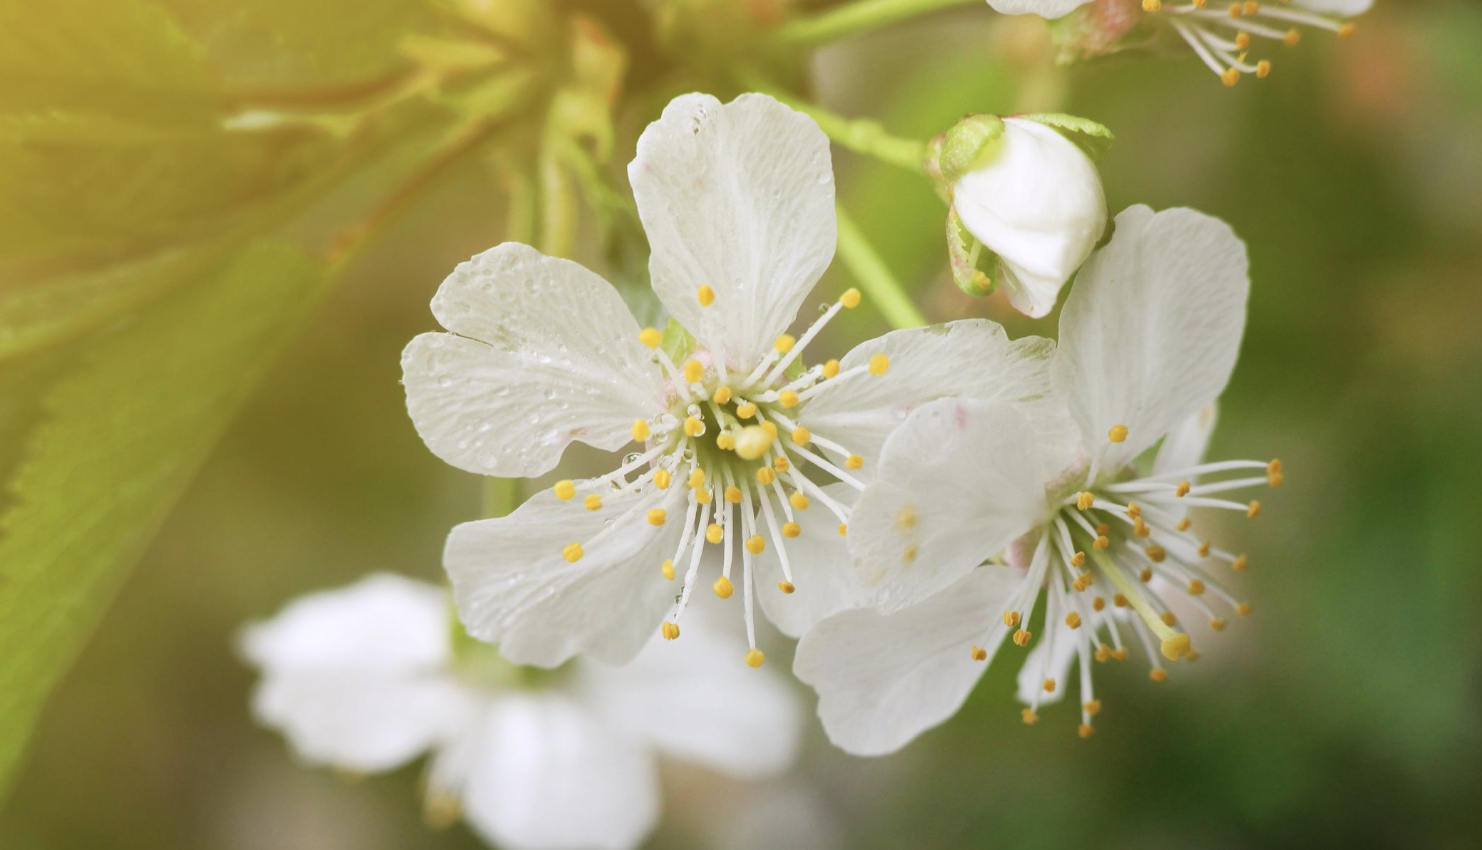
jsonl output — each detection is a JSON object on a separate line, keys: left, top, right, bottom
{"left": 795, "top": 206, "right": 1284, "bottom": 754}
{"left": 402, "top": 92, "right": 1066, "bottom": 668}
{"left": 240, "top": 574, "right": 802, "bottom": 850}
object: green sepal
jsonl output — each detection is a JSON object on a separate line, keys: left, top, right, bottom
{"left": 1019, "top": 113, "right": 1116, "bottom": 162}
{"left": 660, "top": 318, "right": 697, "bottom": 362}
{"left": 937, "top": 114, "right": 1006, "bottom": 186}
{"left": 947, "top": 204, "right": 996, "bottom": 298}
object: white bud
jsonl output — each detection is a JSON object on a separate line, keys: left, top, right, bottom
{"left": 950, "top": 117, "right": 1107, "bottom": 318}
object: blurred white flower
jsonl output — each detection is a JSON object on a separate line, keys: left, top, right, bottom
{"left": 402, "top": 92, "right": 1064, "bottom": 669}
{"left": 241, "top": 574, "right": 803, "bottom": 850}
{"left": 796, "top": 206, "right": 1284, "bottom": 754}
{"left": 947, "top": 115, "right": 1108, "bottom": 318}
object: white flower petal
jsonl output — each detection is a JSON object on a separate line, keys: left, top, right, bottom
{"left": 1152, "top": 402, "right": 1219, "bottom": 477}
{"left": 445, "top": 486, "right": 688, "bottom": 668}
{"left": 1053, "top": 205, "right": 1249, "bottom": 474}
{"left": 629, "top": 93, "right": 835, "bottom": 367}
{"left": 460, "top": 694, "right": 659, "bottom": 850}
{"left": 986, "top": 1, "right": 1094, "bottom": 22}
{"left": 802, "top": 319, "right": 1075, "bottom": 476}
{"left": 576, "top": 596, "right": 803, "bottom": 779}
{"left": 1014, "top": 625, "right": 1081, "bottom": 707}
{"left": 755, "top": 484, "right": 877, "bottom": 638}
{"left": 848, "top": 399, "right": 1052, "bottom": 612}
{"left": 402, "top": 243, "right": 666, "bottom": 478}
{"left": 793, "top": 569, "right": 1022, "bottom": 756}
{"left": 1295, "top": 0, "right": 1371, "bottom": 15}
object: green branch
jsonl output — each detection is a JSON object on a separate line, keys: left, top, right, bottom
{"left": 778, "top": 0, "right": 981, "bottom": 46}
{"left": 835, "top": 206, "right": 929, "bottom": 329}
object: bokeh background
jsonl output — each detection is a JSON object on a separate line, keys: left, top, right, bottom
{"left": 2, "top": 0, "right": 1480, "bottom": 847}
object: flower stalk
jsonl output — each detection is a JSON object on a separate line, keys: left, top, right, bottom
{"left": 835, "top": 206, "right": 929, "bottom": 329}
{"left": 778, "top": 0, "right": 981, "bottom": 46}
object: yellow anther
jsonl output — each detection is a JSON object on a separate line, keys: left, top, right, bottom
{"left": 554, "top": 480, "right": 576, "bottom": 500}
{"left": 1076, "top": 492, "right": 1095, "bottom": 510}
{"left": 1003, "top": 611, "right": 1021, "bottom": 627}
{"left": 745, "top": 535, "right": 766, "bottom": 554}
{"left": 790, "top": 491, "right": 810, "bottom": 510}
{"left": 1073, "top": 573, "right": 1092, "bottom": 592}
{"left": 716, "top": 433, "right": 736, "bottom": 451}
{"left": 632, "top": 419, "right": 651, "bottom": 442}
{"left": 902, "top": 545, "right": 918, "bottom": 564}
{"left": 1176, "top": 517, "right": 1192, "bottom": 531}
{"left": 706, "top": 523, "right": 724, "bottom": 544}
{"left": 653, "top": 469, "right": 672, "bottom": 490}
{"left": 688, "top": 468, "right": 706, "bottom": 488}
{"left": 1210, "top": 617, "right": 1227, "bottom": 632}
{"left": 1232, "top": 554, "right": 1248, "bottom": 571}
{"left": 1222, "top": 67, "right": 1242, "bottom": 87}
{"left": 1247, "top": 500, "right": 1262, "bottom": 518}
{"left": 868, "top": 353, "right": 890, "bottom": 375}
{"left": 562, "top": 542, "right": 584, "bottom": 563}
{"left": 779, "top": 389, "right": 800, "bottom": 408}
{"left": 1070, "top": 551, "right": 1086, "bottom": 567}
{"left": 1108, "top": 424, "right": 1129, "bottom": 443}
{"left": 1198, "top": 541, "right": 1212, "bottom": 558}
{"left": 661, "top": 622, "right": 680, "bottom": 640}
{"left": 1338, "top": 22, "right": 1356, "bottom": 38}
{"left": 1267, "top": 459, "right": 1283, "bottom": 475}
{"left": 1284, "top": 27, "right": 1302, "bottom": 46}
{"left": 1078, "top": 724, "right": 1096, "bottom": 739}
{"left": 1097, "top": 523, "right": 1110, "bottom": 535}
{"left": 1161, "top": 632, "right": 1192, "bottom": 661}
{"left": 725, "top": 486, "right": 743, "bottom": 504}
{"left": 1127, "top": 503, "right": 1142, "bottom": 519}
{"left": 773, "top": 456, "right": 790, "bottom": 472}
{"left": 638, "top": 327, "right": 662, "bottom": 348}
{"left": 1176, "top": 481, "right": 1191, "bottom": 497}
{"left": 1084, "top": 700, "right": 1102, "bottom": 715}
{"left": 1012, "top": 628, "right": 1032, "bottom": 647}
{"left": 1244, "top": 0, "right": 1258, "bottom": 14}
{"left": 736, "top": 402, "right": 758, "bottom": 419}
{"left": 647, "top": 509, "right": 666, "bottom": 526}
{"left": 896, "top": 505, "right": 918, "bottom": 530}
{"left": 822, "top": 359, "right": 840, "bottom": 379}
{"left": 1235, "top": 31, "right": 1251, "bottom": 49}
{"left": 1092, "top": 596, "right": 1106, "bottom": 611}
{"left": 734, "top": 424, "right": 774, "bottom": 460}
{"left": 761, "top": 421, "right": 778, "bottom": 437}
{"left": 695, "top": 487, "right": 712, "bottom": 505}
{"left": 777, "top": 580, "right": 795, "bottom": 594}
{"left": 782, "top": 522, "right": 801, "bottom": 538}
{"left": 756, "top": 467, "right": 776, "bottom": 486}
{"left": 1268, "top": 471, "right": 1284, "bottom": 487}
{"left": 1095, "top": 643, "right": 1111, "bottom": 662}
{"left": 744, "top": 648, "right": 765, "bottom": 668}
{"left": 1112, "top": 647, "right": 1129, "bottom": 663}
{"left": 1021, "top": 708, "right": 1038, "bottom": 725}
{"left": 791, "top": 426, "right": 811, "bottom": 446}
{"left": 1150, "top": 668, "right": 1169, "bottom": 682}
{"left": 661, "top": 559, "right": 675, "bottom": 580}
{"left": 1145, "top": 545, "right": 1166, "bottom": 563}
{"left": 840, "top": 288, "right": 862, "bottom": 309}
{"left": 774, "top": 334, "right": 796, "bottom": 354}
{"left": 1142, "top": 0, "right": 1162, "bottom": 11}
{"left": 712, "top": 385, "right": 733, "bottom": 405}
{"left": 1094, "top": 535, "right": 1110, "bottom": 550}
{"left": 1257, "top": 60, "right": 1272, "bottom": 78}
{"left": 1113, "top": 594, "right": 1129, "bottom": 608}
{"left": 970, "top": 645, "right": 988, "bottom": 661}
{"left": 845, "top": 454, "right": 864, "bottom": 470}
{"left": 1236, "top": 601, "right": 1252, "bottom": 616}
{"left": 1228, "top": 2, "right": 1241, "bottom": 17}
{"left": 1043, "top": 678, "right": 1056, "bottom": 693}
{"left": 1161, "top": 611, "right": 1177, "bottom": 627}
{"left": 1187, "top": 579, "right": 1206, "bottom": 596}
{"left": 584, "top": 494, "right": 603, "bottom": 511}
{"left": 838, "top": 523, "right": 847, "bottom": 537}
{"left": 713, "top": 575, "right": 734, "bottom": 598}
{"left": 1065, "top": 612, "right": 1082, "bottom": 629}
{"left": 683, "top": 359, "right": 704, "bottom": 384}
{"left": 697, "top": 285, "right": 715, "bottom": 307}
{"left": 1133, "top": 518, "right": 1151, "bottom": 538}
{"left": 684, "top": 416, "right": 704, "bottom": 437}
{"left": 1140, "top": 567, "right": 1154, "bottom": 583}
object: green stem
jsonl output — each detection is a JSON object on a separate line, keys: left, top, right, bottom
{"left": 764, "top": 87, "right": 929, "bottom": 174}
{"left": 481, "top": 476, "right": 522, "bottom": 520}
{"left": 835, "top": 206, "right": 929, "bottom": 329}
{"left": 778, "top": 0, "right": 980, "bottom": 46}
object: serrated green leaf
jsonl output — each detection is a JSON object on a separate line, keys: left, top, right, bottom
{"left": 1019, "top": 112, "right": 1116, "bottom": 162}
{"left": 0, "top": 242, "right": 329, "bottom": 800}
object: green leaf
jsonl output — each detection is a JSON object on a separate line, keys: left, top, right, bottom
{"left": 0, "top": 243, "right": 329, "bottom": 799}
{"left": 1019, "top": 112, "right": 1116, "bottom": 162}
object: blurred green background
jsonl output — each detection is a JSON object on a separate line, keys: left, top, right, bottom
{"left": 2, "top": 0, "right": 1479, "bottom": 847}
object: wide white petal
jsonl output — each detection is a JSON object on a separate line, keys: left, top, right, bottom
{"left": 445, "top": 486, "right": 688, "bottom": 668}
{"left": 402, "top": 243, "right": 666, "bottom": 478}
{"left": 801, "top": 319, "right": 1075, "bottom": 476}
{"left": 848, "top": 399, "right": 1051, "bottom": 612}
{"left": 755, "top": 484, "right": 878, "bottom": 637}
{"left": 576, "top": 596, "right": 803, "bottom": 779}
{"left": 1152, "top": 402, "right": 1218, "bottom": 477}
{"left": 629, "top": 93, "right": 835, "bottom": 367}
{"left": 459, "top": 694, "right": 659, "bottom": 850}
{"left": 1053, "top": 205, "right": 1248, "bottom": 474}
{"left": 986, "top": 0, "right": 1092, "bottom": 19}
{"left": 793, "top": 569, "right": 1022, "bottom": 756}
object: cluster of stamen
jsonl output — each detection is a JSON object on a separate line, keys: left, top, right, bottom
{"left": 1142, "top": 0, "right": 1358, "bottom": 86}
{"left": 551, "top": 287, "right": 886, "bottom": 667}
{"left": 984, "top": 423, "right": 1284, "bottom": 736}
